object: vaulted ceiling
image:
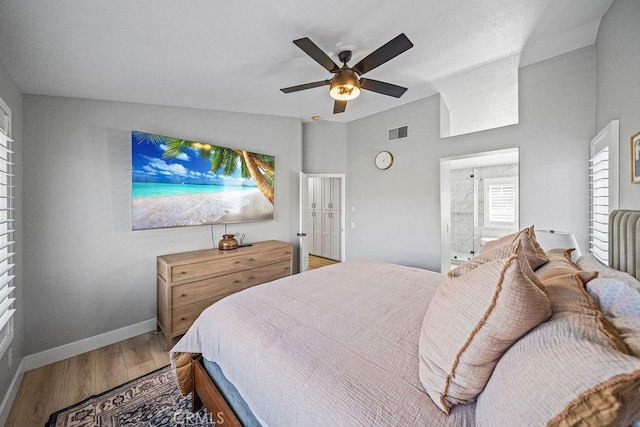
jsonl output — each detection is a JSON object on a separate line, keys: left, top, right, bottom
{"left": 0, "top": 0, "right": 613, "bottom": 125}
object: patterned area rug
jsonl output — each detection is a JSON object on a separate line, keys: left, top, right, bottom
{"left": 46, "top": 365, "right": 215, "bottom": 426}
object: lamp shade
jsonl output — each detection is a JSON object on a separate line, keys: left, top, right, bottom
{"left": 329, "top": 70, "right": 361, "bottom": 101}
{"left": 534, "top": 229, "right": 581, "bottom": 261}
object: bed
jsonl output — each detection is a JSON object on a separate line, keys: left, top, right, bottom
{"left": 171, "top": 211, "right": 640, "bottom": 426}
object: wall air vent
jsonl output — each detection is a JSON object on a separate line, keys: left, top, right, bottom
{"left": 387, "top": 125, "right": 408, "bottom": 142}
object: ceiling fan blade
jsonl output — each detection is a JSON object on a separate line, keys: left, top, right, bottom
{"left": 352, "top": 33, "right": 413, "bottom": 76}
{"left": 293, "top": 38, "right": 341, "bottom": 73}
{"left": 333, "top": 100, "right": 347, "bottom": 114}
{"left": 360, "top": 78, "right": 408, "bottom": 98}
{"left": 280, "top": 80, "right": 330, "bottom": 94}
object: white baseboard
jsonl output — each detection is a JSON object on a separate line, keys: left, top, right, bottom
{"left": 0, "top": 318, "right": 157, "bottom": 424}
{"left": 23, "top": 318, "right": 157, "bottom": 371}
{"left": 0, "top": 358, "right": 25, "bottom": 426}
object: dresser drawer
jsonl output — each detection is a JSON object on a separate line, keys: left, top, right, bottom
{"left": 171, "top": 256, "right": 244, "bottom": 282}
{"left": 244, "top": 247, "right": 293, "bottom": 269}
{"left": 172, "top": 272, "right": 243, "bottom": 309}
{"left": 172, "top": 298, "right": 220, "bottom": 334}
{"left": 243, "top": 260, "right": 291, "bottom": 288}
{"left": 158, "top": 240, "right": 293, "bottom": 349}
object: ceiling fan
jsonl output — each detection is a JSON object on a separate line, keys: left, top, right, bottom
{"left": 280, "top": 34, "right": 414, "bottom": 114}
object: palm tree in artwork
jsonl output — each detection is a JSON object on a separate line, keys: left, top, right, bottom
{"left": 133, "top": 131, "right": 275, "bottom": 204}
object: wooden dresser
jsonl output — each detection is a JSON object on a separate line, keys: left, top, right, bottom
{"left": 157, "top": 240, "right": 293, "bottom": 349}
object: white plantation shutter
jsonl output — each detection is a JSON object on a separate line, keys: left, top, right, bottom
{"left": 589, "top": 147, "right": 609, "bottom": 262}
{"left": 0, "top": 128, "right": 14, "bottom": 356}
{"left": 589, "top": 120, "right": 619, "bottom": 265}
{"left": 484, "top": 177, "right": 519, "bottom": 229}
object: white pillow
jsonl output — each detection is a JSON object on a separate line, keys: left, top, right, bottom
{"left": 586, "top": 277, "right": 640, "bottom": 357}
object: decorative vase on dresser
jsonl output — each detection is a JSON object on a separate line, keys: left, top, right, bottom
{"left": 156, "top": 240, "right": 293, "bottom": 349}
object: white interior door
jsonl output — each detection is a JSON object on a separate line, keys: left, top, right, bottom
{"left": 299, "top": 172, "right": 310, "bottom": 272}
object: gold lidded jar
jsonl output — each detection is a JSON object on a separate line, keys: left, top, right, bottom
{"left": 218, "top": 234, "right": 239, "bottom": 250}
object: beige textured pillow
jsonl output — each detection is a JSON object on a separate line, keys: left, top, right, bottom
{"left": 449, "top": 241, "right": 518, "bottom": 277}
{"left": 546, "top": 248, "right": 578, "bottom": 266}
{"left": 534, "top": 248, "right": 582, "bottom": 281}
{"left": 419, "top": 242, "right": 552, "bottom": 413}
{"left": 476, "top": 272, "right": 640, "bottom": 426}
{"left": 450, "top": 240, "right": 548, "bottom": 294}
{"left": 479, "top": 226, "right": 549, "bottom": 269}
{"left": 543, "top": 272, "right": 628, "bottom": 354}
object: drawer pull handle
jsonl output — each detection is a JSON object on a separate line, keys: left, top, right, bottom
{"left": 181, "top": 293, "right": 186, "bottom": 297}
{"left": 249, "top": 258, "right": 255, "bottom": 262}
{"left": 234, "top": 280, "right": 240, "bottom": 283}
{"left": 235, "top": 261, "right": 241, "bottom": 264}
{"left": 181, "top": 317, "right": 186, "bottom": 321}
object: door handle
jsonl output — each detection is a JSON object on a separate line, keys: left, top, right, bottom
{"left": 297, "top": 232, "right": 307, "bottom": 237}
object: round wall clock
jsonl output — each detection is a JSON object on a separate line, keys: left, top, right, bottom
{"left": 375, "top": 151, "right": 394, "bottom": 170}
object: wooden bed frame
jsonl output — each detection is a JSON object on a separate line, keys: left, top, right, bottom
{"left": 191, "top": 356, "right": 243, "bottom": 427}
{"left": 188, "top": 210, "right": 640, "bottom": 426}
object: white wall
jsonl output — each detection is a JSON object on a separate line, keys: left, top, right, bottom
{"left": 596, "top": 0, "right": 640, "bottom": 210}
{"left": 0, "top": 56, "right": 24, "bottom": 412}
{"left": 302, "top": 121, "right": 348, "bottom": 174}
{"left": 17, "top": 43, "right": 600, "bottom": 358}
{"left": 22, "top": 96, "right": 302, "bottom": 355}
{"left": 0, "top": 0, "right": 634, "bottom": 407}
{"left": 347, "top": 96, "right": 443, "bottom": 270}
{"left": 346, "top": 47, "right": 595, "bottom": 271}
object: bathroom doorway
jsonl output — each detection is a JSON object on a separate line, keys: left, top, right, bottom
{"left": 440, "top": 148, "right": 519, "bottom": 272}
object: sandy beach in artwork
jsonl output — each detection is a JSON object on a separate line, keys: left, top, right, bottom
{"left": 132, "top": 189, "right": 273, "bottom": 230}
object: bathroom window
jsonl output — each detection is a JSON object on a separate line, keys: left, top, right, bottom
{"left": 484, "top": 177, "right": 518, "bottom": 229}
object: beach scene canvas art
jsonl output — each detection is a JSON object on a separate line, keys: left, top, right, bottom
{"left": 132, "top": 131, "right": 275, "bottom": 230}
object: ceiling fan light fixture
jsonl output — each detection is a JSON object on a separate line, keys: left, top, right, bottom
{"left": 282, "top": 35, "right": 412, "bottom": 112}
{"left": 329, "top": 70, "right": 361, "bottom": 101}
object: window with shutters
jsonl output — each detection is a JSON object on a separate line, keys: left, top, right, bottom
{"left": 0, "top": 95, "right": 14, "bottom": 359}
{"left": 484, "top": 177, "right": 519, "bottom": 229}
{"left": 589, "top": 120, "right": 619, "bottom": 264}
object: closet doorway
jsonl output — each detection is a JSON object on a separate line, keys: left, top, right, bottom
{"left": 299, "top": 173, "right": 346, "bottom": 272}
{"left": 440, "top": 148, "right": 519, "bottom": 272}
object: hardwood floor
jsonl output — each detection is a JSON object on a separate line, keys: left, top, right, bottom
{"left": 6, "top": 259, "right": 335, "bottom": 426}
{"left": 6, "top": 331, "right": 169, "bottom": 427}
{"left": 309, "top": 254, "right": 340, "bottom": 269}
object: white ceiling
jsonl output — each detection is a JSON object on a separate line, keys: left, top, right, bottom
{"left": 0, "top": 0, "right": 613, "bottom": 124}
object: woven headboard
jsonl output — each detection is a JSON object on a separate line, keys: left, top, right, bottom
{"left": 609, "top": 210, "right": 640, "bottom": 280}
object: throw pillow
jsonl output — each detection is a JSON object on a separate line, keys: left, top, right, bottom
{"left": 419, "top": 242, "right": 552, "bottom": 413}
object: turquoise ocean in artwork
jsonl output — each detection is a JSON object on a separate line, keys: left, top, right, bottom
{"left": 133, "top": 182, "right": 256, "bottom": 198}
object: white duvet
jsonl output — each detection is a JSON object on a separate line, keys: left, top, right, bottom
{"left": 171, "top": 259, "right": 476, "bottom": 427}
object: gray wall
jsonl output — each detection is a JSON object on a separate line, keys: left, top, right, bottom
{"left": 0, "top": 57, "right": 23, "bottom": 408}
{"left": 346, "top": 47, "right": 595, "bottom": 271}
{"left": 4, "top": 0, "right": 635, "bottom": 376}
{"left": 347, "top": 96, "right": 442, "bottom": 270}
{"left": 596, "top": 0, "right": 640, "bottom": 210}
{"left": 22, "top": 96, "right": 302, "bottom": 354}
{"left": 302, "top": 121, "right": 348, "bottom": 174}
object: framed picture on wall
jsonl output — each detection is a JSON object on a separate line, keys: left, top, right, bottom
{"left": 632, "top": 131, "right": 640, "bottom": 184}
